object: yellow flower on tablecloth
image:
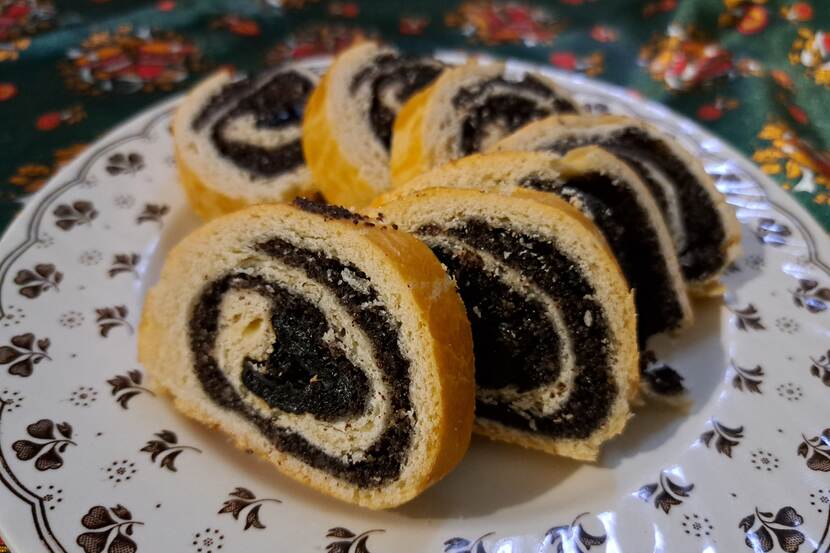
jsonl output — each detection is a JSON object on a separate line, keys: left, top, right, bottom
{"left": 755, "top": 120, "right": 830, "bottom": 203}
{"left": 786, "top": 159, "right": 803, "bottom": 180}
{"left": 789, "top": 27, "right": 830, "bottom": 87}
{"left": 719, "top": 0, "right": 770, "bottom": 36}
{"left": 0, "top": 38, "right": 30, "bottom": 62}
{"left": 752, "top": 148, "right": 785, "bottom": 163}
{"left": 8, "top": 144, "right": 87, "bottom": 193}
{"left": 759, "top": 163, "right": 781, "bottom": 175}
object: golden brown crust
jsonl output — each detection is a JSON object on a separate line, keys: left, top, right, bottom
{"left": 301, "top": 53, "right": 381, "bottom": 208}
{"left": 139, "top": 204, "right": 475, "bottom": 509}
{"left": 174, "top": 146, "right": 250, "bottom": 220}
{"left": 389, "top": 84, "right": 433, "bottom": 188}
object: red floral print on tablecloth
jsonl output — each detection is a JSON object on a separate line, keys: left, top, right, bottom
{"left": 399, "top": 15, "right": 429, "bottom": 36}
{"left": 60, "top": 26, "right": 203, "bottom": 95}
{"left": 640, "top": 25, "right": 735, "bottom": 91}
{"left": 642, "top": 0, "right": 677, "bottom": 17}
{"left": 0, "top": 0, "right": 53, "bottom": 62}
{"left": 0, "top": 0, "right": 55, "bottom": 41}
{"left": 211, "top": 15, "right": 261, "bottom": 37}
{"left": 780, "top": 2, "right": 813, "bottom": 23}
{"left": 0, "top": 82, "right": 15, "bottom": 100}
{"left": 266, "top": 23, "right": 375, "bottom": 65}
{"left": 328, "top": 2, "right": 359, "bottom": 18}
{"left": 549, "top": 51, "right": 604, "bottom": 77}
{"left": 590, "top": 24, "right": 618, "bottom": 43}
{"left": 34, "top": 105, "right": 85, "bottom": 131}
{"left": 445, "top": 1, "right": 562, "bottom": 45}
{"left": 697, "top": 97, "right": 740, "bottom": 121}
{"left": 263, "top": 0, "right": 319, "bottom": 8}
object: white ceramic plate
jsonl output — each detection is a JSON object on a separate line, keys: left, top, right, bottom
{"left": 0, "top": 54, "right": 828, "bottom": 553}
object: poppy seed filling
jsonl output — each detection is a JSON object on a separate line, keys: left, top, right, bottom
{"left": 540, "top": 127, "right": 726, "bottom": 281}
{"left": 452, "top": 75, "right": 577, "bottom": 155}
{"left": 192, "top": 69, "right": 315, "bottom": 178}
{"left": 188, "top": 237, "right": 412, "bottom": 486}
{"left": 522, "top": 172, "right": 685, "bottom": 344}
{"left": 417, "top": 219, "right": 616, "bottom": 439}
{"left": 350, "top": 53, "right": 443, "bottom": 150}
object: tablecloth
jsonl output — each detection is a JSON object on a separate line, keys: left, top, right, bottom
{"left": 0, "top": 0, "right": 828, "bottom": 547}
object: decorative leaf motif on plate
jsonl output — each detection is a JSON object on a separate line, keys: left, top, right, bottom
{"left": 790, "top": 279, "right": 830, "bottom": 313}
{"left": 14, "top": 263, "right": 62, "bottom": 298}
{"left": 637, "top": 471, "right": 694, "bottom": 514}
{"left": 136, "top": 204, "right": 169, "bottom": 226}
{"left": 11, "top": 418, "right": 76, "bottom": 470}
{"left": 326, "top": 527, "right": 385, "bottom": 553}
{"left": 53, "top": 201, "right": 98, "bottom": 231}
{"left": 798, "top": 429, "right": 830, "bottom": 472}
{"left": 545, "top": 513, "right": 607, "bottom": 553}
{"left": 140, "top": 430, "right": 201, "bottom": 472}
{"left": 731, "top": 360, "right": 764, "bottom": 393}
{"left": 739, "top": 506, "right": 805, "bottom": 552}
{"left": 0, "top": 333, "right": 51, "bottom": 377}
{"left": 754, "top": 218, "right": 791, "bottom": 247}
{"left": 106, "top": 153, "right": 144, "bottom": 176}
{"left": 809, "top": 350, "right": 830, "bottom": 387}
{"left": 700, "top": 419, "right": 745, "bottom": 458}
{"left": 108, "top": 253, "right": 140, "bottom": 278}
{"left": 727, "top": 303, "right": 766, "bottom": 331}
{"left": 95, "top": 305, "right": 133, "bottom": 337}
{"left": 107, "top": 370, "right": 154, "bottom": 409}
{"left": 77, "top": 504, "right": 143, "bottom": 553}
{"left": 218, "top": 487, "right": 281, "bottom": 530}
{"left": 443, "top": 532, "right": 494, "bottom": 553}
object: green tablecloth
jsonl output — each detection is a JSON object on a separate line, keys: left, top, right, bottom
{"left": 1, "top": 0, "right": 829, "bottom": 231}
{"left": 0, "top": 0, "right": 828, "bottom": 549}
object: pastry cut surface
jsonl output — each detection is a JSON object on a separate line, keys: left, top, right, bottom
{"left": 493, "top": 114, "right": 741, "bottom": 293}
{"left": 302, "top": 42, "right": 444, "bottom": 207}
{"left": 139, "top": 201, "right": 475, "bottom": 509}
{"left": 374, "top": 188, "right": 638, "bottom": 460}
{"left": 379, "top": 148, "right": 692, "bottom": 345}
{"left": 493, "top": 115, "right": 740, "bottom": 295}
{"left": 390, "top": 61, "right": 579, "bottom": 187}
{"left": 174, "top": 65, "right": 319, "bottom": 219}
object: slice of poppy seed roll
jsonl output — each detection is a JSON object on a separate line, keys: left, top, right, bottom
{"left": 138, "top": 200, "right": 475, "bottom": 509}
{"left": 492, "top": 114, "right": 741, "bottom": 295}
{"left": 302, "top": 42, "right": 444, "bottom": 207}
{"left": 377, "top": 147, "right": 692, "bottom": 346}
{"left": 389, "top": 61, "right": 579, "bottom": 187}
{"left": 374, "top": 188, "right": 638, "bottom": 460}
{"left": 173, "top": 65, "right": 319, "bottom": 219}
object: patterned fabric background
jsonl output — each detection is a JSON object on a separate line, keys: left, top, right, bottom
{"left": 0, "top": 0, "right": 828, "bottom": 548}
{"left": 0, "top": 0, "right": 829, "bottom": 230}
